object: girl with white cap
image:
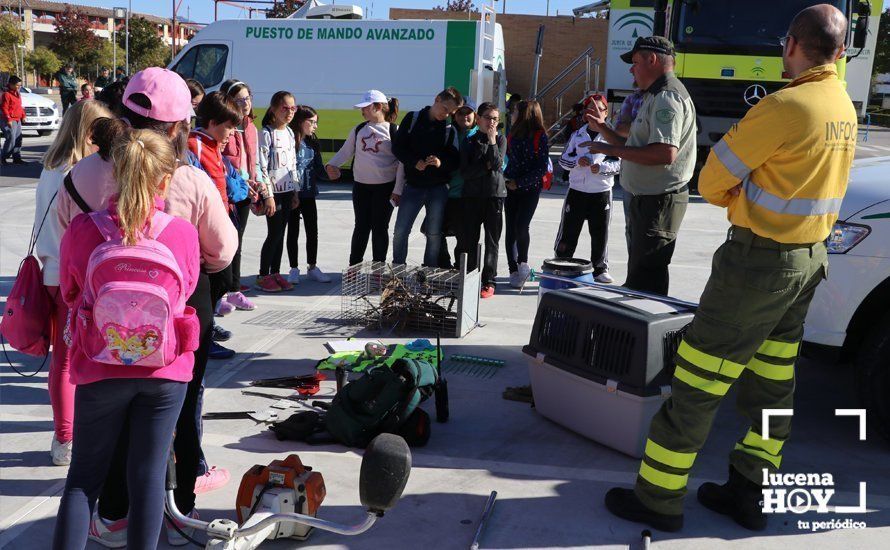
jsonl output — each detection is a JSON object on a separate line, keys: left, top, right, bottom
{"left": 326, "top": 89, "right": 402, "bottom": 266}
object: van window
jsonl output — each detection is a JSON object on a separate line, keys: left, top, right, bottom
{"left": 172, "top": 44, "right": 228, "bottom": 88}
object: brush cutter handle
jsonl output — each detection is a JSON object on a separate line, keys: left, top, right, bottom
{"left": 166, "top": 450, "right": 177, "bottom": 491}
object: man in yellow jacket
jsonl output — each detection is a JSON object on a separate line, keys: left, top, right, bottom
{"left": 604, "top": 4, "right": 857, "bottom": 532}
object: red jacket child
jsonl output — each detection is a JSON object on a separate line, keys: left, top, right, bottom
{"left": 0, "top": 85, "right": 25, "bottom": 123}
{"left": 187, "top": 129, "right": 229, "bottom": 211}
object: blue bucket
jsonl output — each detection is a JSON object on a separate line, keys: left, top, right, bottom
{"left": 538, "top": 258, "right": 595, "bottom": 301}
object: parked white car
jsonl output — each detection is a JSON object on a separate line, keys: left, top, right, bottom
{"left": 803, "top": 156, "right": 890, "bottom": 440}
{"left": 20, "top": 87, "right": 61, "bottom": 136}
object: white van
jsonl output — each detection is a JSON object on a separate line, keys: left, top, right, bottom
{"left": 168, "top": 18, "right": 505, "bottom": 150}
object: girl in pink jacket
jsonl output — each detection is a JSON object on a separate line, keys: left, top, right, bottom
{"left": 53, "top": 129, "right": 200, "bottom": 550}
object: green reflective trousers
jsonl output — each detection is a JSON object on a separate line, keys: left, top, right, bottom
{"left": 635, "top": 226, "right": 828, "bottom": 515}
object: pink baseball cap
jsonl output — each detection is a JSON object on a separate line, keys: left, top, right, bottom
{"left": 123, "top": 67, "right": 193, "bottom": 122}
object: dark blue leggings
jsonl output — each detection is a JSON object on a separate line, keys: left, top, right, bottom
{"left": 504, "top": 189, "right": 541, "bottom": 273}
{"left": 53, "top": 378, "right": 187, "bottom": 550}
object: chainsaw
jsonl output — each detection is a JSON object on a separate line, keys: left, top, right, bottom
{"left": 164, "top": 434, "right": 411, "bottom": 549}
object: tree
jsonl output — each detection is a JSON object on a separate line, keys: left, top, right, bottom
{"left": 118, "top": 17, "right": 169, "bottom": 71}
{"left": 874, "top": 9, "right": 890, "bottom": 76}
{"left": 267, "top": 1, "right": 306, "bottom": 18}
{"left": 25, "top": 47, "right": 62, "bottom": 84}
{"left": 0, "top": 14, "right": 28, "bottom": 74}
{"left": 97, "top": 39, "right": 126, "bottom": 74}
{"left": 52, "top": 5, "right": 101, "bottom": 72}
{"left": 434, "top": 0, "right": 478, "bottom": 12}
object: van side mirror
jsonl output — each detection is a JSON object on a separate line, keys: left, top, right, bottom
{"left": 853, "top": 1, "right": 871, "bottom": 50}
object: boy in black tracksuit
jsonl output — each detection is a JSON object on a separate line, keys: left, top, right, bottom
{"left": 556, "top": 104, "right": 621, "bottom": 283}
{"left": 459, "top": 102, "right": 507, "bottom": 297}
{"left": 391, "top": 88, "right": 463, "bottom": 266}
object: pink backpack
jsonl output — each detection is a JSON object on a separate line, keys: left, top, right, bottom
{"left": 1, "top": 194, "right": 57, "bottom": 358}
{"left": 74, "top": 210, "right": 199, "bottom": 367}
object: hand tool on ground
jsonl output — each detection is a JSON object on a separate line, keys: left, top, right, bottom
{"left": 164, "top": 433, "right": 412, "bottom": 549}
{"left": 241, "top": 389, "right": 334, "bottom": 402}
{"left": 469, "top": 490, "right": 497, "bottom": 550}
{"left": 249, "top": 373, "right": 327, "bottom": 396}
{"left": 202, "top": 411, "right": 280, "bottom": 423}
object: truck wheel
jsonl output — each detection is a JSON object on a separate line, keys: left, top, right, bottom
{"left": 855, "top": 313, "right": 890, "bottom": 442}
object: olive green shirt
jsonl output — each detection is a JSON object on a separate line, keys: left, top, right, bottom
{"left": 620, "top": 72, "right": 697, "bottom": 195}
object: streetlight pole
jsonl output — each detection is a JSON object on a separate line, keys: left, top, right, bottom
{"left": 125, "top": 0, "right": 131, "bottom": 75}
{"left": 113, "top": 7, "right": 126, "bottom": 78}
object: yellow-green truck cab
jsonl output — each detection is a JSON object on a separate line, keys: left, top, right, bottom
{"left": 605, "top": 0, "right": 882, "bottom": 151}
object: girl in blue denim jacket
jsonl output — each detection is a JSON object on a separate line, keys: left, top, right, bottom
{"left": 286, "top": 105, "right": 330, "bottom": 283}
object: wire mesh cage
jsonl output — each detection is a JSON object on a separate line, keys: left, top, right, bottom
{"left": 340, "top": 258, "right": 480, "bottom": 337}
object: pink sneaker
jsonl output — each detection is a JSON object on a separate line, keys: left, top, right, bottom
{"left": 165, "top": 508, "right": 200, "bottom": 546}
{"left": 215, "top": 297, "right": 235, "bottom": 317}
{"left": 89, "top": 511, "right": 128, "bottom": 548}
{"left": 227, "top": 291, "right": 256, "bottom": 311}
{"left": 194, "top": 466, "right": 230, "bottom": 494}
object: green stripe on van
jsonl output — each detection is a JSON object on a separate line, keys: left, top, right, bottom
{"left": 444, "top": 21, "right": 477, "bottom": 95}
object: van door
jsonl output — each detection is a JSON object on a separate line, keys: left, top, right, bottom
{"left": 170, "top": 41, "right": 233, "bottom": 92}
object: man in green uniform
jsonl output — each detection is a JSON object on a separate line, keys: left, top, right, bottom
{"left": 584, "top": 36, "right": 697, "bottom": 296}
{"left": 94, "top": 68, "right": 113, "bottom": 90}
{"left": 56, "top": 65, "right": 78, "bottom": 113}
{"left": 603, "top": 4, "right": 857, "bottom": 532}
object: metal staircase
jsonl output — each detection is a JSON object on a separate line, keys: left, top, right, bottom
{"left": 532, "top": 47, "right": 602, "bottom": 137}
{"left": 474, "top": 0, "right": 498, "bottom": 105}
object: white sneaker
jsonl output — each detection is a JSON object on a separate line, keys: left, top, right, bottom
{"left": 517, "top": 263, "right": 531, "bottom": 286}
{"left": 51, "top": 437, "right": 72, "bottom": 466}
{"left": 166, "top": 508, "right": 200, "bottom": 546}
{"left": 288, "top": 267, "right": 301, "bottom": 285}
{"left": 595, "top": 271, "right": 614, "bottom": 284}
{"left": 307, "top": 266, "right": 332, "bottom": 283}
{"left": 88, "top": 511, "right": 128, "bottom": 548}
{"left": 509, "top": 271, "right": 523, "bottom": 289}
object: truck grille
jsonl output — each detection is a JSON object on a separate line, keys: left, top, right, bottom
{"left": 681, "top": 78, "right": 785, "bottom": 118}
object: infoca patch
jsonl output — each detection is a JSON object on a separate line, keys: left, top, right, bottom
{"left": 656, "top": 109, "right": 676, "bottom": 124}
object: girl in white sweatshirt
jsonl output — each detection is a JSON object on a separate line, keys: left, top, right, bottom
{"left": 32, "top": 99, "right": 112, "bottom": 465}
{"left": 326, "top": 90, "right": 402, "bottom": 266}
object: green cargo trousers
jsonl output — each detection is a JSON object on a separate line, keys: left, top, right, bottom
{"left": 634, "top": 226, "right": 828, "bottom": 515}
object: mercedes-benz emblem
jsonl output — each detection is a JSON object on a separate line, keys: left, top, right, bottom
{"left": 744, "top": 84, "right": 767, "bottom": 106}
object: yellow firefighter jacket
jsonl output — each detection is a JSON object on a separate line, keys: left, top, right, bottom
{"left": 699, "top": 64, "right": 857, "bottom": 244}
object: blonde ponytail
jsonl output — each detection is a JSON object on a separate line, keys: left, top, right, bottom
{"left": 111, "top": 129, "right": 176, "bottom": 245}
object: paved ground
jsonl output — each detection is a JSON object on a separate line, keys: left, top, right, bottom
{"left": 1, "top": 132, "right": 888, "bottom": 549}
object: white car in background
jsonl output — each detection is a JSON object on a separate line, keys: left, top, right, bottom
{"left": 803, "top": 156, "right": 890, "bottom": 440}
{"left": 20, "top": 87, "right": 61, "bottom": 136}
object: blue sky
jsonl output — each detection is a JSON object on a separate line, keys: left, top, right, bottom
{"left": 82, "top": 1, "right": 586, "bottom": 25}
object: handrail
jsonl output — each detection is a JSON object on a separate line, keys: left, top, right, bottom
{"left": 534, "top": 46, "right": 595, "bottom": 100}
{"left": 546, "top": 57, "right": 602, "bottom": 137}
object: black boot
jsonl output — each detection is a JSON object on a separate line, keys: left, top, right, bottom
{"left": 604, "top": 487, "right": 684, "bottom": 532}
{"left": 697, "top": 466, "right": 767, "bottom": 531}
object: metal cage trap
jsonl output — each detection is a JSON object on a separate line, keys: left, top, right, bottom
{"left": 340, "top": 257, "right": 480, "bottom": 338}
